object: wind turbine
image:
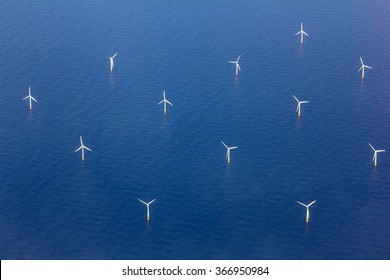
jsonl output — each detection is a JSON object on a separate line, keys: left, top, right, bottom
{"left": 138, "top": 199, "right": 156, "bottom": 221}
{"left": 358, "top": 57, "right": 372, "bottom": 79}
{"left": 297, "top": 200, "right": 316, "bottom": 223}
{"left": 75, "top": 136, "right": 92, "bottom": 161}
{"left": 228, "top": 55, "right": 241, "bottom": 76}
{"left": 109, "top": 53, "right": 118, "bottom": 72}
{"left": 293, "top": 95, "right": 308, "bottom": 117}
{"left": 221, "top": 141, "right": 238, "bottom": 164}
{"left": 23, "top": 86, "right": 37, "bottom": 110}
{"left": 295, "top": 22, "right": 309, "bottom": 44}
{"left": 369, "top": 143, "right": 385, "bottom": 167}
{"left": 157, "top": 90, "right": 173, "bottom": 114}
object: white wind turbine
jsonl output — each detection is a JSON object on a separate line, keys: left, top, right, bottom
{"left": 138, "top": 199, "right": 156, "bottom": 221}
{"left": 295, "top": 22, "right": 309, "bottom": 44}
{"left": 228, "top": 55, "right": 241, "bottom": 76}
{"left": 221, "top": 141, "right": 238, "bottom": 164}
{"left": 109, "top": 53, "right": 118, "bottom": 72}
{"left": 23, "top": 86, "right": 37, "bottom": 110}
{"left": 369, "top": 143, "right": 385, "bottom": 167}
{"left": 293, "top": 95, "right": 308, "bottom": 117}
{"left": 157, "top": 90, "right": 173, "bottom": 114}
{"left": 75, "top": 136, "right": 92, "bottom": 161}
{"left": 358, "top": 57, "right": 372, "bottom": 79}
{"left": 297, "top": 200, "right": 316, "bottom": 223}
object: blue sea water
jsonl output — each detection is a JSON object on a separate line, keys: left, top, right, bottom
{"left": 0, "top": 0, "right": 390, "bottom": 259}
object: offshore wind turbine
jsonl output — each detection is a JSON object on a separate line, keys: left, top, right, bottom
{"left": 358, "top": 57, "right": 372, "bottom": 79}
{"left": 293, "top": 95, "right": 308, "bottom": 117}
{"left": 75, "top": 136, "right": 92, "bottom": 161}
{"left": 138, "top": 199, "right": 156, "bottom": 221}
{"left": 297, "top": 200, "right": 316, "bottom": 223}
{"left": 228, "top": 55, "right": 241, "bottom": 76}
{"left": 221, "top": 141, "right": 238, "bottom": 164}
{"left": 23, "top": 86, "right": 37, "bottom": 110}
{"left": 109, "top": 53, "right": 118, "bottom": 72}
{"left": 295, "top": 22, "right": 309, "bottom": 44}
{"left": 369, "top": 143, "right": 385, "bottom": 167}
{"left": 157, "top": 90, "right": 173, "bottom": 114}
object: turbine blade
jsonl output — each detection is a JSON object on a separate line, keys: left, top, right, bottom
{"left": 75, "top": 147, "right": 82, "bottom": 152}
{"left": 301, "top": 101, "right": 309, "bottom": 104}
{"left": 307, "top": 200, "right": 316, "bottom": 207}
{"left": 377, "top": 150, "right": 386, "bottom": 153}
{"left": 113, "top": 53, "right": 118, "bottom": 58}
{"left": 138, "top": 199, "right": 147, "bottom": 205}
{"left": 365, "top": 65, "right": 373, "bottom": 69}
{"left": 295, "top": 31, "right": 301, "bottom": 36}
{"left": 230, "top": 146, "right": 238, "bottom": 149}
{"left": 80, "top": 136, "right": 83, "bottom": 146}
{"left": 293, "top": 95, "right": 299, "bottom": 103}
{"left": 23, "top": 96, "right": 29, "bottom": 100}
{"left": 358, "top": 66, "right": 363, "bottom": 72}
{"left": 360, "top": 57, "right": 363, "bottom": 65}
{"left": 149, "top": 199, "right": 156, "bottom": 204}
{"left": 166, "top": 100, "right": 173, "bottom": 106}
{"left": 303, "top": 31, "right": 309, "bottom": 36}
{"left": 237, "top": 63, "right": 241, "bottom": 71}
{"left": 84, "top": 146, "right": 92, "bottom": 152}
{"left": 368, "top": 143, "right": 375, "bottom": 151}
{"left": 31, "top": 96, "right": 37, "bottom": 103}
{"left": 237, "top": 55, "right": 241, "bottom": 61}
{"left": 157, "top": 100, "right": 164, "bottom": 105}
{"left": 221, "top": 141, "right": 228, "bottom": 149}
{"left": 297, "top": 201, "right": 307, "bottom": 207}
{"left": 228, "top": 61, "right": 236, "bottom": 64}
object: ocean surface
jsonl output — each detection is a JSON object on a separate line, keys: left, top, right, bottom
{"left": 0, "top": 0, "right": 390, "bottom": 259}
